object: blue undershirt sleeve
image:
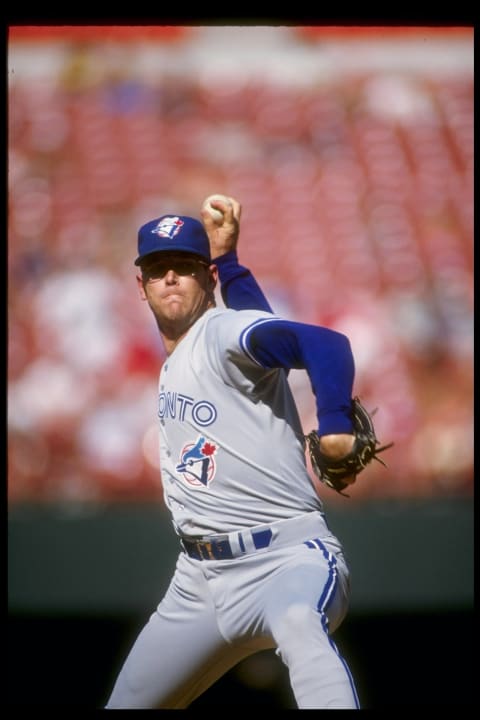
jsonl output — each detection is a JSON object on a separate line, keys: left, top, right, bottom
{"left": 246, "top": 319, "right": 355, "bottom": 436}
{"left": 215, "top": 250, "right": 273, "bottom": 312}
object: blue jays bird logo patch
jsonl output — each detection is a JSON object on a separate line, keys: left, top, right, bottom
{"left": 152, "top": 216, "right": 184, "bottom": 239}
{"left": 175, "top": 436, "right": 218, "bottom": 487}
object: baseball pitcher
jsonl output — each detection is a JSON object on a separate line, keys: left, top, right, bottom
{"left": 105, "top": 196, "right": 391, "bottom": 708}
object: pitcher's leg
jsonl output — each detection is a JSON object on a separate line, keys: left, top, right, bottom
{"left": 266, "top": 543, "right": 360, "bottom": 709}
{"left": 274, "top": 602, "right": 358, "bottom": 709}
{"left": 106, "top": 555, "right": 246, "bottom": 709}
{"left": 106, "top": 605, "right": 246, "bottom": 708}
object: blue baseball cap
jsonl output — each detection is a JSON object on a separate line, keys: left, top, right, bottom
{"left": 135, "top": 215, "right": 211, "bottom": 266}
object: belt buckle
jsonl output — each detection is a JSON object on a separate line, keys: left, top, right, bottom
{"left": 200, "top": 540, "right": 215, "bottom": 560}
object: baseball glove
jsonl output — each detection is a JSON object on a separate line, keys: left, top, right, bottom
{"left": 306, "top": 397, "right": 393, "bottom": 497}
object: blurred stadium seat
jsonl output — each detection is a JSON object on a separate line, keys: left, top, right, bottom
{"left": 8, "top": 26, "right": 473, "bottom": 502}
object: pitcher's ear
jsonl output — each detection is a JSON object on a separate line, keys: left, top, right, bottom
{"left": 136, "top": 274, "right": 148, "bottom": 300}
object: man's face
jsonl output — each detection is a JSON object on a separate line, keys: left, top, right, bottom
{"left": 136, "top": 253, "right": 217, "bottom": 338}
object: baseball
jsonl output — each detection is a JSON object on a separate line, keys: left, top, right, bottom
{"left": 202, "top": 194, "right": 233, "bottom": 223}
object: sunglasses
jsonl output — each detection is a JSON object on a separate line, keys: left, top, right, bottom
{"left": 141, "top": 258, "right": 209, "bottom": 282}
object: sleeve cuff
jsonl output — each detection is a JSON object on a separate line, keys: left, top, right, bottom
{"left": 317, "top": 409, "right": 354, "bottom": 436}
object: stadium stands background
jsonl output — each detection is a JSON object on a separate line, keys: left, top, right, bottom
{"left": 8, "top": 25, "right": 473, "bottom": 707}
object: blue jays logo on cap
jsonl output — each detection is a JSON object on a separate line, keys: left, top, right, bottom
{"left": 135, "top": 214, "right": 211, "bottom": 266}
{"left": 154, "top": 216, "right": 185, "bottom": 239}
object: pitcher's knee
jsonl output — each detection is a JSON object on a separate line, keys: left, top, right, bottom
{"left": 274, "top": 602, "right": 328, "bottom": 644}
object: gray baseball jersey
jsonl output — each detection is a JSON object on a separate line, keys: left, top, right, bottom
{"left": 158, "top": 307, "right": 325, "bottom": 536}
{"left": 106, "top": 306, "right": 360, "bottom": 709}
